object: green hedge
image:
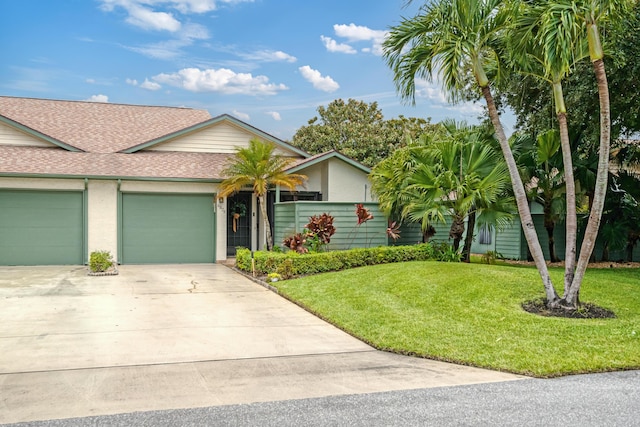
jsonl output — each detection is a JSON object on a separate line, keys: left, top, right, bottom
{"left": 235, "top": 244, "right": 435, "bottom": 278}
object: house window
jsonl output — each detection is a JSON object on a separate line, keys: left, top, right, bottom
{"left": 478, "top": 225, "right": 492, "bottom": 245}
{"left": 279, "top": 191, "right": 321, "bottom": 202}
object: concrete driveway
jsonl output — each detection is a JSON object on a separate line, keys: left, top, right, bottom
{"left": 0, "top": 264, "right": 523, "bottom": 424}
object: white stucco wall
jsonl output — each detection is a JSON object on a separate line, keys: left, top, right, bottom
{"left": 297, "top": 163, "right": 323, "bottom": 193}
{"left": 87, "top": 180, "right": 118, "bottom": 260}
{"left": 0, "top": 177, "right": 84, "bottom": 190}
{"left": 326, "top": 159, "right": 372, "bottom": 202}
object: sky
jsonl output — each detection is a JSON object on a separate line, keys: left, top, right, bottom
{"left": 0, "top": 0, "right": 503, "bottom": 141}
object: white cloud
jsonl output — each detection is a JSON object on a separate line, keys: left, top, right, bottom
{"left": 240, "top": 50, "right": 297, "bottom": 63}
{"left": 415, "top": 79, "right": 448, "bottom": 104}
{"left": 85, "top": 94, "right": 109, "bottom": 103}
{"left": 331, "top": 23, "right": 388, "bottom": 56}
{"left": 126, "top": 78, "right": 138, "bottom": 85}
{"left": 334, "top": 23, "right": 386, "bottom": 42}
{"left": 415, "top": 79, "right": 483, "bottom": 115}
{"left": 152, "top": 67, "right": 288, "bottom": 95}
{"left": 86, "top": 78, "right": 96, "bottom": 84}
{"left": 126, "top": 4, "right": 181, "bottom": 32}
{"left": 232, "top": 110, "right": 250, "bottom": 121}
{"left": 298, "top": 65, "right": 339, "bottom": 93}
{"left": 99, "top": 0, "right": 254, "bottom": 31}
{"left": 140, "top": 78, "right": 162, "bottom": 90}
{"left": 320, "top": 36, "right": 356, "bottom": 54}
{"left": 266, "top": 111, "right": 281, "bottom": 121}
{"left": 126, "top": 23, "right": 209, "bottom": 59}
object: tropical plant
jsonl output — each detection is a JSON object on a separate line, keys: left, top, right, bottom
{"left": 283, "top": 232, "right": 308, "bottom": 254}
{"left": 507, "top": 1, "right": 584, "bottom": 289}
{"left": 383, "top": 0, "right": 629, "bottom": 309}
{"left": 305, "top": 213, "right": 336, "bottom": 252}
{"left": 404, "top": 123, "right": 514, "bottom": 262}
{"left": 219, "top": 138, "right": 307, "bottom": 250}
{"left": 384, "top": 0, "right": 557, "bottom": 300}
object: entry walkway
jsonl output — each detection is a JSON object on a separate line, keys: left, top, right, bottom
{"left": 0, "top": 264, "right": 523, "bottom": 424}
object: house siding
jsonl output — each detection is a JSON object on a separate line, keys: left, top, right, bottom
{"left": 0, "top": 122, "right": 54, "bottom": 147}
{"left": 146, "top": 121, "right": 299, "bottom": 156}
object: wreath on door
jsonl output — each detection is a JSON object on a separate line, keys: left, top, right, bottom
{"left": 230, "top": 200, "right": 247, "bottom": 233}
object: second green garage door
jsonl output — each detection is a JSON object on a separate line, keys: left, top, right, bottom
{"left": 121, "top": 193, "right": 216, "bottom": 264}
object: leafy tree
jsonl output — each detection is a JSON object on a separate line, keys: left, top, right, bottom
{"left": 291, "top": 98, "right": 436, "bottom": 167}
{"left": 218, "top": 139, "right": 307, "bottom": 251}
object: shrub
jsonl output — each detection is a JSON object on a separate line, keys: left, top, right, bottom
{"left": 235, "top": 244, "right": 435, "bottom": 278}
{"left": 431, "top": 242, "right": 462, "bottom": 262}
{"left": 89, "top": 250, "right": 114, "bottom": 273}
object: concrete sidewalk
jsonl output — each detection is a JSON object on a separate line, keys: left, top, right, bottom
{"left": 0, "top": 265, "right": 524, "bottom": 424}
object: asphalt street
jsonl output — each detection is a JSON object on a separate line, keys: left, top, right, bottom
{"left": 4, "top": 370, "right": 639, "bottom": 427}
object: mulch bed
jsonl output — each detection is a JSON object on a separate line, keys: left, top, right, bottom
{"left": 522, "top": 298, "right": 616, "bottom": 319}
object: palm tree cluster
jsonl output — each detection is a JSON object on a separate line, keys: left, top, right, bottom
{"left": 383, "top": 0, "right": 632, "bottom": 309}
{"left": 370, "top": 121, "right": 515, "bottom": 263}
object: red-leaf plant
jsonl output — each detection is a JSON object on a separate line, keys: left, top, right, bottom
{"left": 306, "top": 213, "right": 336, "bottom": 245}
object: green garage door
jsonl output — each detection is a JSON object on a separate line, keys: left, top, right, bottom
{"left": 121, "top": 193, "right": 216, "bottom": 264}
{"left": 0, "top": 190, "right": 84, "bottom": 265}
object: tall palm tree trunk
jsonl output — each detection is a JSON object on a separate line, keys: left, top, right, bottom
{"left": 557, "top": 112, "right": 577, "bottom": 295}
{"left": 481, "top": 85, "right": 559, "bottom": 305}
{"left": 567, "top": 58, "right": 611, "bottom": 305}
{"left": 462, "top": 210, "right": 476, "bottom": 263}
{"left": 449, "top": 214, "right": 465, "bottom": 252}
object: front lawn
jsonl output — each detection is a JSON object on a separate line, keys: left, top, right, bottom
{"left": 272, "top": 261, "right": 640, "bottom": 377}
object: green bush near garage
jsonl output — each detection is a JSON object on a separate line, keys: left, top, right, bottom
{"left": 235, "top": 244, "right": 436, "bottom": 278}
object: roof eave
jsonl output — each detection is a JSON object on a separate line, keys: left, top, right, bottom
{"left": 286, "top": 150, "right": 371, "bottom": 174}
{"left": 121, "top": 114, "right": 311, "bottom": 158}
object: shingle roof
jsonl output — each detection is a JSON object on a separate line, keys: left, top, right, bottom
{"left": 0, "top": 145, "right": 233, "bottom": 180}
{"left": 0, "top": 96, "right": 211, "bottom": 153}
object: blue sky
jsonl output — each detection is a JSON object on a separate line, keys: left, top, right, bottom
{"left": 0, "top": 0, "right": 498, "bottom": 141}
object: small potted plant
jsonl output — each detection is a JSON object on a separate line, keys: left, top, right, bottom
{"left": 88, "top": 250, "right": 118, "bottom": 276}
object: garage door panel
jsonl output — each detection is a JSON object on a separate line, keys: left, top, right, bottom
{"left": 121, "top": 193, "right": 215, "bottom": 264}
{"left": 0, "top": 190, "right": 84, "bottom": 265}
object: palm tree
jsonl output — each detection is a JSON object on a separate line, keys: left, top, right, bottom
{"left": 559, "top": 0, "right": 630, "bottom": 306}
{"left": 509, "top": 0, "right": 584, "bottom": 292}
{"left": 383, "top": 0, "right": 560, "bottom": 305}
{"left": 218, "top": 139, "right": 307, "bottom": 251}
{"left": 405, "top": 127, "right": 514, "bottom": 262}
{"left": 514, "top": 130, "right": 568, "bottom": 263}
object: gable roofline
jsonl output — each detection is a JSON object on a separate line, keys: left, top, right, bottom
{"left": 121, "top": 113, "right": 311, "bottom": 158}
{"left": 0, "top": 114, "right": 83, "bottom": 152}
{"left": 286, "top": 150, "right": 371, "bottom": 174}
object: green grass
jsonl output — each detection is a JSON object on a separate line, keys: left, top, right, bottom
{"left": 273, "top": 261, "right": 640, "bottom": 377}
